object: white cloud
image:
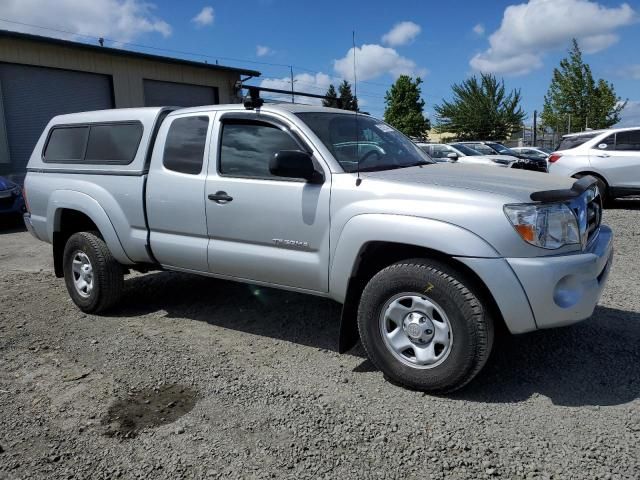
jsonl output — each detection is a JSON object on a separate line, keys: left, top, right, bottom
{"left": 256, "top": 45, "right": 273, "bottom": 57}
{"left": 192, "top": 6, "right": 214, "bottom": 27}
{"left": 472, "top": 23, "right": 485, "bottom": 35}
{"left": 470, "top": 0, "right": 637, "bottom": 76}
{"left": 616, "top": 100, "right": 640, "bottom": 127}
{"left": 334, "top": 44, "right": 426, "bottom": 82}
{"left": 619, "top": 64, "right": 640, "bottom": 79}
{"left": 0, "top": 0, "right": 172, "bottom": 42}
{"left": 259, "top": 72, "right": 333, "bottom": 105}
{"left": 381, "top": 21, "right": 421, "bottom": 47}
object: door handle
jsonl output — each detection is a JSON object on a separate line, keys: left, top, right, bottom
{"left": 596, "top": 154, "right": 610, "bottom": 158}
{"left": 208, "top": 191, "right": 233, "bottom": 204}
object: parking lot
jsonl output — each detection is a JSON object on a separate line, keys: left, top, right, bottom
{"left": 0, "top": 203, "right": 639, "bottom": 480}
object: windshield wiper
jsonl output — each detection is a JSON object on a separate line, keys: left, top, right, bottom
{"left": 358, "top": 161, "right": 433, "bottom": 172}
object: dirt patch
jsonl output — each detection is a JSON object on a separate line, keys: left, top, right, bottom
{"left": 102, "top": 385, "right": 198, "bottom": 439}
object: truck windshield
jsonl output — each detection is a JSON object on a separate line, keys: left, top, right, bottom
{"left": 296, "top": 112, "right": 433, "bottom": 172}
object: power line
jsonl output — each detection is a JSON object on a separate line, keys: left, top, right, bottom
{"left": 0, "top": 17, "right": 444, "bottom": 106}
{"left": 0, "top": 17, "right": 292, "bottom": 69}
{"left": 0, "top": 17, "right": 420, "bottom": 92}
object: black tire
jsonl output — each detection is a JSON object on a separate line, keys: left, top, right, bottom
{"left": 63, "top": 231, "right": 124, "bottom": 313}
{"left": 574, "top": 174, "right": 610, "bottom": 204}
{"left": 357, "top": 259, "right": 494, "bottom": 393}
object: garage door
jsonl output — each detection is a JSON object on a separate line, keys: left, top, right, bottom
{"left": 144, "top": 79, "right": 219, "bottom": 108}
{"left": 0, "top": 63, "right": 113, "bottom": 175}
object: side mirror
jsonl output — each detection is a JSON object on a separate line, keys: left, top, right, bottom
{"left": 446, "top": 152, "right": 459, "bottom": 161}
{"left": 597, "top": 143, "right": 608, "bottom": 150}
{"left": 270, "top": 150, "right": 323, "bottom": 183}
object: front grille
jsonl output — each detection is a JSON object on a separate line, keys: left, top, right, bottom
{"left": 585, "top": 188, "right": 602, "bottom": 244}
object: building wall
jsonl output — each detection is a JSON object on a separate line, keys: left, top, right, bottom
{"left": 0, "top": 35, "right": 250, "bottom": 178}
{"left": 0, "top": 36, "right": 242, "bottom": 107}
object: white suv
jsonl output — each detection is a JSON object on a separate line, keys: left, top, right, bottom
{"left": 548, "top": 127, "right": 640, "bottom": 201}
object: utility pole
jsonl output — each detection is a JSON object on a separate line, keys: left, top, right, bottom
{"left": 290, "top": 66, "right": 295, "bottom": 104}
{"left": 532, "top": 110, "right": 537, "bottom": 146}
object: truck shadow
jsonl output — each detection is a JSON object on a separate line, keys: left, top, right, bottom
{"left": 119, "top": 271, "right": 342, "bottom": 352}
{"left": 117, "top": 272, "right": 639, "bottom": 407}
{"left": 453, "top": 305, "right": 640, "bottom": 407}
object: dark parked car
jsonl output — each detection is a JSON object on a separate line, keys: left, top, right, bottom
{"left": 456, "top": 141, "right": 548, "bottom": 172}
{"left": 0, "top": 176, "right": 25, "bottom": 221}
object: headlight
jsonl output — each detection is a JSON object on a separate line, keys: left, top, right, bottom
{"left": 504, "top": 203, "right": 580, "bottom": 249}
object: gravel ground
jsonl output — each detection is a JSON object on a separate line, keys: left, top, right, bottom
{"left": 1, "top": 204, "right": 639, "bottom": 479}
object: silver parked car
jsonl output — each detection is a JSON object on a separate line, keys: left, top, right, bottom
{"left": 547, "top": 127, "right": 640, "bottom": 200}
{"left": 417, "top": 143, "right": 511, "bottom": 167}
{"left": 23, "top": 104, "right": 613, "bottom": 392}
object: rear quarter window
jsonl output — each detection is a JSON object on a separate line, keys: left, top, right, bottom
{"left": 556, "top": 133, "right": 597, "bottom": 151}
{"left": 162, "top": 116, "right": 210, "bottom": 175}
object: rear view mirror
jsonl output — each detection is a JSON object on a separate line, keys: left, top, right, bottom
{"left": 270, "top": 150, "right": 323, "bottom": 183}
{"left": 446, "top": 152, "right": 459, "bottom": 161}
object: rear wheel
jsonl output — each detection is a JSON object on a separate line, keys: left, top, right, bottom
{"left": 63, "top": 231, "right": 123, "bottom": 313}
{"left": 357, "top": 259, "right": 494, "bottom": 393}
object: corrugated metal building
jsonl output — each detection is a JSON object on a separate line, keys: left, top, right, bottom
{"left": 0, "top": 29, "right": 260, "bottom": 179}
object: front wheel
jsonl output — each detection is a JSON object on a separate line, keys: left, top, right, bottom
{"left": 63, "top": 231, "right": 124, "bottom": 313}
{"left": 357, "top": 259, "right": 494, "bottom": 393}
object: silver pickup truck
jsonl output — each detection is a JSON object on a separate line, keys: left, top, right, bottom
{"left": 23, "top": 103, "right": 613, "bottom": 392}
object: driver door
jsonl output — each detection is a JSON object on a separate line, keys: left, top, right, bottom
{"left": 204, "top": 112, "right": 331, "bottom": 293}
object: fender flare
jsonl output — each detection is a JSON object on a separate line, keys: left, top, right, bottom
{"left": 48, "top": 190, "right": 132, "bottom": 265}
{"left": 329, "top": 214, "right": 500, "bottom": 303}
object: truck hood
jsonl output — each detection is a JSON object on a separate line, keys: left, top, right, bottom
{"left": 363, "top": 163, "right": 574, "bottom": 203}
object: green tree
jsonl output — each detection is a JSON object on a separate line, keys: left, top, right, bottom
{"left": 322, "top": 84, "right": 339, "bottom": 108}
{"left": 338, "top": 80, "right": 358, "bottom": 111}
{"left": 434, "top": 73, "right": 525, "bottom": 140}
{"left": 542, "top": 39, "right": 625, "bottom": 132}
{"left": 383, "top": 75, "right": 430, "bottom": 137}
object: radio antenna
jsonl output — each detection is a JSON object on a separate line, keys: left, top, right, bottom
{"left": 353, "top": 30, "right": 362, "bottom": 186}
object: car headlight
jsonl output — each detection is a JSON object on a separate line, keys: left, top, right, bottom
{"left": 504, "top": 203, "right": 580, "bottom": 249}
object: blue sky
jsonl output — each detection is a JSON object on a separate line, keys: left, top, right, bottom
{"left": 1, "top": 0, "right": 639, "bottom": 126}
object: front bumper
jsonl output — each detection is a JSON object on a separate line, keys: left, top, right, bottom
{"left": 507, "top": 225, "right": 613, "bottom": 329}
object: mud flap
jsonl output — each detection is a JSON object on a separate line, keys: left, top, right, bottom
{"left": 338, "top": 278, "right": 363, "bottom": 353}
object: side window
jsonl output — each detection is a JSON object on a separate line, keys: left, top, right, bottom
{"left": 85, "top": 123, "right": 143, "bottom": 163}
{"left": 431, "top": 145, "right": 449, "bottom": 159}
{"left": 595, "top": 134, "right": 616, "bottom": 150}
{"left": 219, "top": 121, "right": 300, "bottom": 178}
{"left": 43, "top": 127, "right": 89, "bottom": 162}
{"left": 615, "top": 130, "right": 640, "bottom": 151}
{"left": 163, "top": 116, "right": 209, "bottom": 175}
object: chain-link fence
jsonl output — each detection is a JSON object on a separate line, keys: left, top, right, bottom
{"left": 503, "top": 125, "right": 568, "bottom": 150}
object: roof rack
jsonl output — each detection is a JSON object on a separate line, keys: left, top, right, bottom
{"left": 238, "top": 83, "right": 344, "bottom": 110}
